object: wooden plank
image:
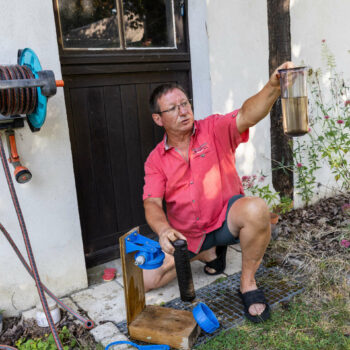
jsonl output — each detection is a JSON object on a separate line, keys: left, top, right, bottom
{"left": 104, "top": 85, "right": 134, "bottom": 233}
{"left": 69, "top": 88, "right": 101, "bottom": 254}
{"left": 136, "top": 83, "right": 154, "bottom": 164}
{"left": 129, "top": 305, "right": 200, "bottom": 350}
{"left": 60, "top": 53, "right": 191, "bottom": 66}
{"left": 62, "top": 62, "right": 191, "bottom": 75}
{"left": 64, "top": 70, "right": 189, "bottom": 88}
{"left": 120, "top": 85, "right": 145, "bottom": 225}
{"left": 88, "top": 87, "right": 118, "bottom": 234}
{"left": 119, "top": 227, "right": 145, "bottom": 325}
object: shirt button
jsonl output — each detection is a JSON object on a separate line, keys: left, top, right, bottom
{"left": 196, "top": 217, "right": 200, "bottom": 221}
{"left": 190, "top": 181, "right": 194, "bottom": 184}
{"left": 192, "top": 200, "right": 195, "bottom": 203}
{"left": 201, "top": 154, "right": 205, "bottom": 157}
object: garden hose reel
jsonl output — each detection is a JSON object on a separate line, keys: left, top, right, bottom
{"left": 0, "top": 48, "right": 64, "bottom": 183}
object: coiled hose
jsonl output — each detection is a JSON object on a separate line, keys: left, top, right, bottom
{"left": 0, "top": 133, "right": 63, "bottom": 350}
{"left": 0, "top": 65, "right": 37, "bottom": 115}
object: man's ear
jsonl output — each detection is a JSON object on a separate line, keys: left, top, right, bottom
{"left": 152, "top": 113, "right": 163, "bottom": 127}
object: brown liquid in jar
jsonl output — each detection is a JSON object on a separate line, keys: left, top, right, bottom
{"left": 281, "top": 96, "right": 309, "bottom": 137}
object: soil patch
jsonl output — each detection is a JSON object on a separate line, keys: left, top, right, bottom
{"left": 0, "top": 310, "right": 98, "bottom": 348}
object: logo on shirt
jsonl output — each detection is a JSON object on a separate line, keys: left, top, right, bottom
{"left": 192, "top": 143, "right": 208, "bottom": 154}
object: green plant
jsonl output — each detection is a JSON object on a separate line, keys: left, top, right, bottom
{"left": 271, "top": 195, "right": 293, "bottom": 215}
{"left": 241, "top": 173, "right": 292, "bottom": 214}
{"left": 14, "top": 326, "right": 100, "bottom": 350}
{"left": 291, "top": 41, "right": 350, "bottom": 204}
{"left": 292, "top": 137, "right": 321, "bottom": 205}
{"left": 241, "top": 174, "right": 278, "bottom": 207}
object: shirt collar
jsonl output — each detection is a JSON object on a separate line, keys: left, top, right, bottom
{"left": 162, "top": 123, "right": 196, "bottom": 152}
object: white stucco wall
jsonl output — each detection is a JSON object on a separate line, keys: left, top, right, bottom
{"left": 190, "top": 0, "right": 271, "bottom": 178}
{"left": 0, "top": 1, "right": 87, "bottom": 316}
{"left": 188, "top": 0, "right": 212, "bottom": 119}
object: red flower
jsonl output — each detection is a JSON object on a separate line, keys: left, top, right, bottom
{"left": 321, "top": 39, "right": 326, "bottom": 43}
{"left": 342, "top": 203, "right": 350, "bottom": 213}
{"left": 324, "top": 115, "right": 330, "bottom": 119}
{"left": 297, "top": 163, "right": 303, "bottom": 168}
{"left": 337, "top": 120, "right": 344, "bottom": 124}
{"left": 345, "top": 100, "right": 350, "bottom": 106}
{"left": 341, "top": 239, "right": 350, "bottom": 248}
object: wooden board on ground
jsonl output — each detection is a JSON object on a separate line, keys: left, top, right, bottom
{"left": 120, "top": 227, "right": 145, "bottom": 325}
{"left": 129, "top": 305, "right": 200, "bottom": 350}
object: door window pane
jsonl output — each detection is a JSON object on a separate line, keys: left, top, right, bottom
{"left": 58, "top": 0, "right": 120, "bottom": 49}
{"left": 123, "top": 0, "right": 175, "bottom": 48}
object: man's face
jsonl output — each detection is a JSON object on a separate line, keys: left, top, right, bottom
{"left": 152, "top": 88, "right": 194, "bottom": 135}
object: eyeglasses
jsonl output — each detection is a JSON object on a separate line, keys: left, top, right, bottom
{"left": 157, "top": 99, "right": 192, "bottom": 115}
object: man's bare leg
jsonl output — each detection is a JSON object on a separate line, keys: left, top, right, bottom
{"left": 143, "top": 253, "right": 177, "bottom": 292}
{"left": 226, "top": 196, "right": 271, "bottom": 316}
{"left": 143, "top": 195, "right": 270, "bottom": 304}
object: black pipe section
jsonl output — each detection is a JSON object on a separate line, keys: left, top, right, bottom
{"left": 173, "top": 239, "right": 196, "bottom": 302}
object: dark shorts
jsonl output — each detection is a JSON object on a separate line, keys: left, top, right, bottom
{"left": 188, "top": 194, "right": 243, "bottom": 259}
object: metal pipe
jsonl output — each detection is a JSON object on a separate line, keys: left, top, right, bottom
{"left": 0, "top": 78, "right": 45, "bottom": 90}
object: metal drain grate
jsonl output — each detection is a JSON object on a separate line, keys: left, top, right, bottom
{"left": 116, "top": 267, "right": 303, "bottom": 347}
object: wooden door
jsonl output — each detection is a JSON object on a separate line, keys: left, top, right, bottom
{"left": 53, "top": 0, "right": 192, "bottom": 267}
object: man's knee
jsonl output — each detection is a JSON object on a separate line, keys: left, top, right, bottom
{"left": 229, "top": 196, "right": 270, "bottom": 231}
{"left": 245, "top": 196, "right": 270, "bottom": 219}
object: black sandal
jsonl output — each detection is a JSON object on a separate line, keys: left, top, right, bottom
{"left": 238, "top": 289, "right": 270, "bottom": 323}
{"left": 203, "top": 245, "right": 228, "bottom": 275}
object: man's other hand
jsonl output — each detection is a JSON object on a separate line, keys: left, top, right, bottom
{"left": 159, "top": 227, "right": 187, "bottom": 255}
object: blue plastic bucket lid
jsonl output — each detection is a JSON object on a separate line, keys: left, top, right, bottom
{"left": 192, "top": 302, "right": 219, "bottom": 333}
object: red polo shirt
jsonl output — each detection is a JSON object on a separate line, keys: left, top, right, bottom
{"left": 143, "top": 110, "right": 249, "bottom": 254}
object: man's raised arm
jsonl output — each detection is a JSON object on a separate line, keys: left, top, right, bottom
{"left": 236, "top": 61, "right": 294, "bottom": 133}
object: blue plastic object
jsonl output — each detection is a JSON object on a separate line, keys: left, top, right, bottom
{"left": 104, "top": 340, "right": 170, "bottom": 350}
{"left": 125, "top": 231, "right": 165, "bottom": 270}
{"left": 192, "top": 302, "right": 220, "bottom": 333}
{"left": 18, "top": 48, "right": 47, "bottom": 129}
